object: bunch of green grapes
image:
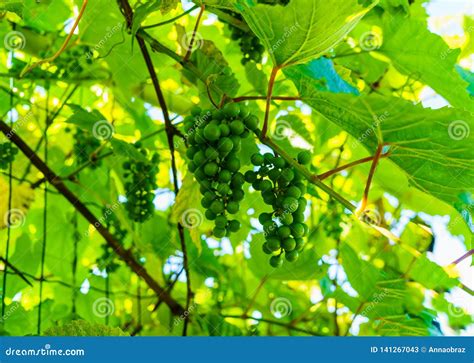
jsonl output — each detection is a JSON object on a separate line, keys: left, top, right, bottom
{"left": 245, "top": 150, "right": 312, "bottom": 267}
{"left": 97, "top": 206, "right": 128, "bottom": 272}
{"left": 73, "top": 128, "right": 101, "bottom": 168}
{"left": 185, "top": 103, "right": 259, "bottom": 238}
{"left": 0, "top": 142, "right": 18, "bottom": 170}
{"left": 46, "top": 45, "right": 95, "bottom": 78}
{"left": 223, "top": 11, "right": 265, "bottom": 65}
{"left": 122, "top": 143, "right": 159, "bottom": 223}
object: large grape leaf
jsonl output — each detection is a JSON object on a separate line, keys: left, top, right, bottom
{"left": 379, "top": 14, "right": 474, "bottom": 110}
{"left": 294, "top": 79, "right": 474, "bottom": 209}
{"left": 240, "top": 0, "right": 376, "bottom": 67}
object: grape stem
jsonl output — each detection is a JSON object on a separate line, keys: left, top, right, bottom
{"left": 359, "top": 143, "right": 385, "bottom": 213}
{"left": 20, "top": 0, "right": 89, "bottom": 77}
{"left": 142, "top": 5, "right": 199, "bottom": 29}
{"left": 451, "top": 249, "right": 474, "bottom": 265}
{"left": 262, "top": 66, "right": 280, "bottom": 138}
{"left": 183, "top": 4, "right": 205, "bottom": 62}
{"left": 317, "top": 151, "right": 391, "bottom": 180}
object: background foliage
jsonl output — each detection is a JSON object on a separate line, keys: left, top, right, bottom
{"left": 0, "top": 0, "right": 473, "bottom": 337}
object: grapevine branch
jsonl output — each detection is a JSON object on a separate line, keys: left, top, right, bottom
{"left": 183, "top": 4, "right": 205, "bottom": 62}
{"left": 118, "top": 0, "right": 193, "bottom": 336}
{"left": 20, "top": 0, "right": 89, "bottom": 77}
{"left": 0, "top": 119, "right": 185, "bottom": 315}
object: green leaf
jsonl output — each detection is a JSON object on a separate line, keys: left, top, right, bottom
{"left": 0, "top": 0, "right": 24, "bottom": 17}
{"left": 171, "top": 172, "right": 204, "bottom": 253}
{"left": 44, "top": 320, "right": 129, "bottom": 336}
{"left": 240, "top": 0, "right": 376, "bottom": 67}
{"left": 65, "top": 105, "right": 108, "bottom": 130}
{"left": 183, "top": 40, "right": 240, "bottom": 104}
{"left": 339, "top": 243, "right": 385, "bottom": 300}
{"left": 248, "top": 234, "right": 326, "bottom": 281}
{"left": 244, "top": 62, "right": 268, "bottom": 95}
{"left": 109, "top": 138, "right": 147, "bottom": 162}
{"left": 295, "top": 83, "right": 474, "bottom": 209}
{"left": 379, "top": 14, "right": 474, "bottom": 109}
{"left": 132, "top": 1, "right": 162, "bottom": 38}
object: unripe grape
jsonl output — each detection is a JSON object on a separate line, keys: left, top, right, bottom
{"left": 285, "top": 250, "right": 299, "bottom": 262}
{"left": 251, "top": 153, "right": 264, "bottom": 166}
{"left": 203, "top": 124, "right": 221, "bottom": 141}
{"left": 269, "top": 255, "right": 283, "bottom": 268}
{"left": 297, "top": 150, "right": 311, "bottom": 165}
{"left": 281, "top": 237, "right": 296, "bottom": 251}
{"left": 223, "top": 103, "right": 240, "bottom": 118}
{"left": 266, "top": 237, "right": 281, "bottom": 251}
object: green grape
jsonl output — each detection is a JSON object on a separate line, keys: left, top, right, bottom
{"left": 269, "top": 255, "right": 283, "bottom": 268}
{"left": 297, "top": 150, "right": 312, "bottom": 165}
{"left": 122, "top": 143, "right": 159, "bottom": 222}
{"left": 250, "top": 151, "right": 309, "bottom": 267}
{"left": 0, "top": 142, "right": 18, "bottom": 170}
{"left": 184, "top": 105, "right": 257, "bottom": 238}
{"left": 204, "top": 124, "right": 221, "bottom": 141}
{"left": 285, "top": 250, "right": 299, "bottom": 262}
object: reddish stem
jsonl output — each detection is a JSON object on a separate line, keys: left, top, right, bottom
{"left": 318, "top": 152, "right": 391, "bottom": 180}
{"left": 262, "top": 67, "right": 280, "bottom": 138}
{"left": 359, "top": 144, "right": 384, "bottom": 212}
{"left": 183, "top": 5, "right": 205, "bottom": 62}
{"left": 451, "top": 249, "right": 474, "bottom": 265}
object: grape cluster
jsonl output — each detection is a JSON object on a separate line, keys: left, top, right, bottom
{"left": 122, "top": 143, "right": 159, "bottom": 223}
{"left": 97, "top": 206, "right": 128, "bottom": 272}
{"left": 245, "top": 151, "right": 312, "bottom": 267}
{"left": 223, "top": 0, "right": 290, "bottom": 65}
{"left": 0, "top": 143, "right": 18, "bottom": 170}
{"left": 223, "top": 12, "right": 265, "bottom": 65}
{"left": 73, "top": 128, "right": 101, "bottom": 168}
{"left": 185, "top": 103, "right": 259, "bottom": 238}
